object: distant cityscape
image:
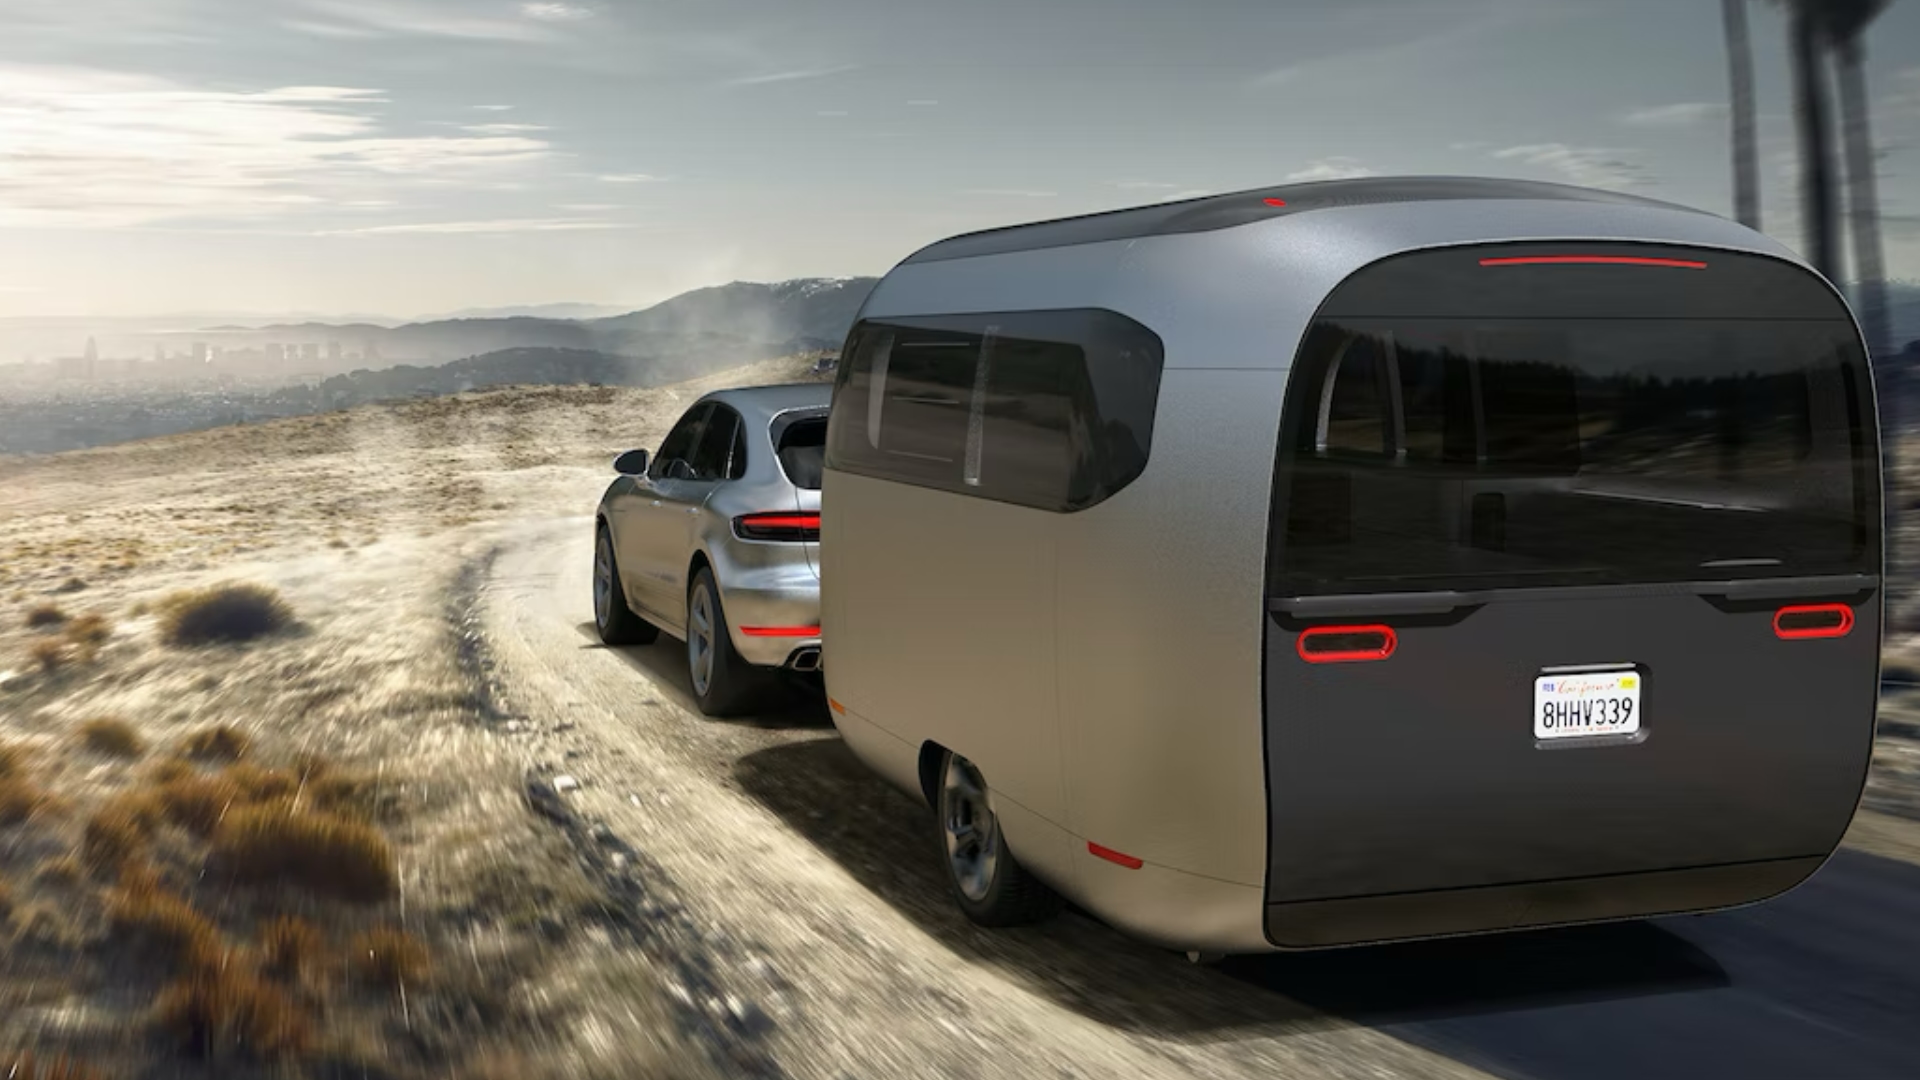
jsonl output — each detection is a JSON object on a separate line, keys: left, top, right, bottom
{"left": 0, "top": 334, "right": 384, "bottom": 390}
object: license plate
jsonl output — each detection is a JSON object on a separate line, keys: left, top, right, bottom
{"left": 1534, "top": 669, "right": 1641, "bottom": 740}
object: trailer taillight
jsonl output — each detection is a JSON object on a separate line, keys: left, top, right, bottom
{"left": 1296, "top": 624, "right": 1398, "bottom": 663}
{"left": 1773, "top": 603, "right": 1854, "bottom": 640}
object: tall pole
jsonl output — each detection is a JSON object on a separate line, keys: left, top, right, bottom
{"left": 1723, "top": 0, "right": 1762, "bottom": 229}
{"left": 1833, "top": 33, "right": 1894, "bottom": 360}
{"left": 1787, "top": 1, "right": 1842, "bottom": 278}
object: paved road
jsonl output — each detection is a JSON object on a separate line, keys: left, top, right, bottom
{"left": 483, "top": 516, "right": 1920, "bottom": 1080}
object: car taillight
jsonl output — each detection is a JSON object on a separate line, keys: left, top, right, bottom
{"left": 733, "top": 512, "right": 820, "bottom": 542}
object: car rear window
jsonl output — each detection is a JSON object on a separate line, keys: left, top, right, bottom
{"left": 777, "top": 414, "right": 827, "bottom": 490}
{"left": 1268, "top": 244, "right": 1880, "bottom": 597}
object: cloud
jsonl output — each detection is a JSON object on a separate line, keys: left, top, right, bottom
{"left": 0, "top": 65, "right": 554, "bottom": 229}
{"left": 962, "top": 189, "right": 1057, "bottom": 198}
{"left": 1286, "top": 157, "right": 1376, "bottom": 182}
{"left": 1109, "top": 180, "right": 1181, "bottom": 190}
{"left": 597, "top": 173, "right": 663, "bottom": 183}
{"left": 727, "top": 65, "right": 859, "bottom": 86}
{"left": 557, "top": 203, "right": 623, "bottom": 211}
{"left": 1619, "top": 102, "right": 1728, "bottom": 128}
{"left": 1491, "top": 143, "right": 1647, "bottom": 189}
{"left": 521, "top": 2, "right": 593, "bottom": 20}
{"left": 294, "top": 0, "right": 556, "bottom": 42}
{"left": 315, "top": 218, "right": 638, "bottom": 236}
{"left": 474, "top": 104, "right": 515, "bottom": 111}
{"left": 464, "top": 122, "right": 549, "bottom": 134}
{"left": 1250, "top": 0, "right": 1553, "bottom": 89}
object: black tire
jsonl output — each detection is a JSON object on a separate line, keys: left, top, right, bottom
{"left": 935, "top": 749, "right": 1063, "bottom": 927}
{"left": 686, "top": 567, "right": 766, "bottom": 717}
{"left": 593, "top": 524, "right": 658, "bottom": 646}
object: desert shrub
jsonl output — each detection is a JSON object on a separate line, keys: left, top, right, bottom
{"left": 155, "top": 964, "right": 311, "bottom": 1061}
{"left": 0, "top": 776, "right": 46, "bottom": 826}
{"left": 157, "top": 584, "right": 293, "bottom": 646}
{"left": 350, "top": 927, "right": 429, "bottom": 992}
{"left": 108, "top": 871, "right": 223, "bottom": 969}
{"left": 0, "top": 1052, "right": 110, "bottom": 1080}
{"left": 82, "top": 792, "right": 164, "bottom": 869}
{"left": 65, "top": 612, "right": 111, "bottom": 646}
{"left": 35, "top": 856, "right": 83, "bottom": 887}
{"left": 153, "top": 772, "right": 241, "bottom": 836}
{"left": 0, "top": 877, "right": 11, "bottom": 919}
{"left": 182, "top": 724, "right": 251, "bottom": 763}
{"left": 147, "top": 757, "right": 195, "bottom": 785}
{"left": 0, "top": 743, "right": 22, "bottom": 778}
{"left": 211, "top": 801, "right": 396, "bottom": 904}
{"left": 223, "top": 764, "right": 297, "bottom": 803}
{"left": 77, "top": 717, "right": 145, "bottom": 759}
{"left": 28, "top": 639, "right": 67, "bottom": 672}
{"left": 259, "top": 917, "right": 324, "bottom": 979}
{"left": 25, "top": 604, "right": 66, "bottom": 628}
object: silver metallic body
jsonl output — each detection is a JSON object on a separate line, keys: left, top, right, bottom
{"left": 821, "top": 188, "right": 1828, "bottom": 954}
{"left": 598, "top": 383, "right": 829, "bottom": 668}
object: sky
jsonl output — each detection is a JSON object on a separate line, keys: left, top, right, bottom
{"left": 0, "top": 0, "right": 1917, "bottom": 320}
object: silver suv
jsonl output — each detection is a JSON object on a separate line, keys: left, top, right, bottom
{"left": 593, "top": 383, "right": 829, "bottom": 716}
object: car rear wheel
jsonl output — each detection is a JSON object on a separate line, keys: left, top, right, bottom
{"left": 937, "top": 750, "right": 1063, "bottom": 927}
{"left": 593, "top": 525, "right": 658, "bottom": 646}
{"left": 686, "top": 567, "right": 765, "bottom": 717}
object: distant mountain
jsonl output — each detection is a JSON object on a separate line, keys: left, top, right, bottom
{"left": 148, "top": 276, "right": 878, "bottom": 377}
{"left": 414, "top": 302, "right": 636, "bottom": 322}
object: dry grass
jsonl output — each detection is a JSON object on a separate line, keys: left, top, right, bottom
{"left": 181, "top": 724, "right": 250, "bottom": 763}
{"left": 0, "top": 1052, "right": 110, "bottom": 1080}
{"left": 211, "top": 800, "right": 397, "bottom": 904}
{"left": 82, "top": 792, "right": 163, "bottom": 870}
{"left": 157, "top": 583, "right": 293, "bottom": 647}
{"left": 223, "top": 763, "right": 297, "bottom": 803}
{"left": 350, "top": 927, "right": 429, "bottom": 992}
{"left": 35, "top": 855, "right": 83, "bottom": 888}
{"left": 107, "top": 869, "right": 222, "bottom": 968}
{"left": 154, "top": 962, "right": 312, "bottom": 1061}
{"left": 28, "top": 638, "right": 68, "bottom": 672}
{"left": 0, "top": 877, "right": 12, "bottom": 920}
{"left": 0, "top": 772, "right": 46, "bottom": 822}
{"left": 76, "top": 716, "right": 145, "bottom": 759}
{"left": 64, "top": 612, "right": 112, "bottom": 659}
{"left": 259, "top": 916, "right": 324, "bottom": 980}
{"left": 151, "top": 772, "right": 241, "bottom": 836}
{"left": 24, "top": 603, "right": 66, "bottom": 628}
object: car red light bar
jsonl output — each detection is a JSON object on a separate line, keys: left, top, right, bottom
{"left": 1478, "top": 255, "right": 1707, "bottom": 269}
{"left": 1262, "top": 198, "right": 1288, "bottom": 207}
{"left": 1296, "top": 624, "right": 1398, "bottom": 663}
{"left": 1772, "top": 603, "right": 1854, "bottom": 640}
{"left": 740, "top": 625, "right": 821, "bottom": 638}
{"left": 733, "top": 512, "right": 821, "bottom": 542}
{"left": 1088, "top": 842, "right": 1143, "bottom": 869}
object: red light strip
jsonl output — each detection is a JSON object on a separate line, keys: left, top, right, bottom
{"left": 740, "top": 625, "right": 821, "bottom": 637}
{"left": 1262, "top": 198, "right": 1288, "bottom": 207}
{"left": 1296, "top": 624, "right": 1399, "bottom": 664}
{"left": 738, "top": 514, "right": 820, "bottom": 529}
{"left": 1772, "top": 604, "right": 1854, "bottom": 640}
{"left": 1478, "top": 255, "right": 1707, "bottom": 269}
{"left": 1088, "top": 842, "right": 1143, "bottom": 869}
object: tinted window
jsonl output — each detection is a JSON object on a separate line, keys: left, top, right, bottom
{"left": 728, "top": 415, "right": 749, "bottom": 480}
{"left": 688, "top": 405, "right": 740, "bottom": 481}
{"left": 651, "top": 402, "right": 711, "bottom": 480}
{"left": 1269, "top": 247, "right": 1878, "bottom": 596}
{"left": 826, "top": 309, "right": 1164, "bottom": 512}
{"left": 776, "top": 415, "right": 827, "bottom": 491}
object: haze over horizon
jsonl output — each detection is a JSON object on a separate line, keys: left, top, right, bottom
{"left": 3, "top": 0, "right": 1918, "bottom": 322}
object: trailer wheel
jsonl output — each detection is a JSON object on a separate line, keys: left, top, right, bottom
{"left": 936, "top": 750, "right": 1062, "bottom": 927}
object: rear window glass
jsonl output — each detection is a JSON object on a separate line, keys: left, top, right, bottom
{"left": 1269, "top": 246, "right": 1879, "bottom": 597}
{"left": 777, "top": 415, "right": 827, "bottom": 490}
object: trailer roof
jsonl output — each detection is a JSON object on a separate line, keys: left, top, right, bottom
{"left": 899, "top": 176, "right": 1712, "bottom": 265}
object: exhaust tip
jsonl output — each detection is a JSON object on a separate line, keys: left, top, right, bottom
{"left": 789, "top": 647, "right": 822, "bottom": 672}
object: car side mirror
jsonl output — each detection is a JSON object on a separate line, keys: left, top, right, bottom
{"left": 613, "top": 449, "right": 649, "bottom": 476}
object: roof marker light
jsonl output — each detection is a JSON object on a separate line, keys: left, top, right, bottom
{"left": 1088, "top": 842, "right": 1144, "bottom": 869}
{"left": 1262, "top": 198, "right": 1288, "bottom": 207}
{"left": 1479, "top": 255, "right": 1707, "bottom": 269}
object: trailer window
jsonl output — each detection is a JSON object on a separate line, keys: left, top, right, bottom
{"left": 827, "top": 309, "right": 1164, "bottom": 512}
{"left": 1269, "top": 246, "right": 1878, "bottom": 596}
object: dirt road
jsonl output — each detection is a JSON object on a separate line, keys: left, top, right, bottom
{"left": 479, "top": 516, "right": 1920, "bottom": 1080}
